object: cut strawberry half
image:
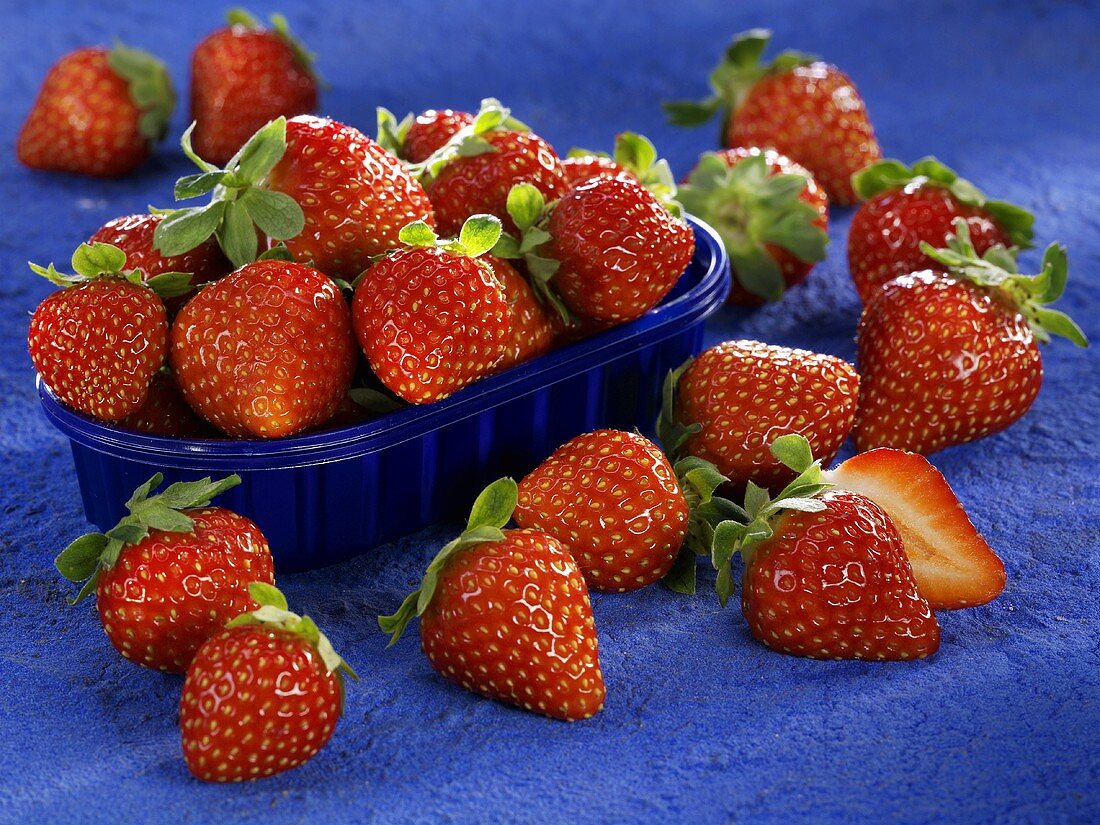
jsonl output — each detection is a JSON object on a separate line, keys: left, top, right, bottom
{"left": 826, "top": 449, "right": 1005, "bottom": 610}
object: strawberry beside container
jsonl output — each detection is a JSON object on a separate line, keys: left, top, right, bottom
{"left": 39, "top": 217, "right": 729, "bottom": 572}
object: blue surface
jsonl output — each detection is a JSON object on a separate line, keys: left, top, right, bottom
{"left": 1, "top": 1, "right": 1097, "bottom": 823}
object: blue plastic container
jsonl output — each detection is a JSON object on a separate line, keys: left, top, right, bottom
{"left": 39, "top": 217, "right": 729, "bottom": 571}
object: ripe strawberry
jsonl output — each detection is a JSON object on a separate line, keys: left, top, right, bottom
{"left": 827, "top": 449, "right": 1006, "bottom": 609}
{"left": 377, "top": 107, "right": 475, "bottom": 164}
{"left": 117, "top": 371, "right": 218, "bottom": 438}
{"left": 677, "top": 147, "right": 828, "bottom": 304}
{"left": 854, "top": 221, "right": 1087, "bottom": 455}
{"left": 54, "top": 474, "right": 273, "bottom": 672}
{"left": 181, "top": 583, "right": 355, "bottom": 781}
{"left": 711, "top": 435, "right": 940, "bottom": 660}
{"left": 666, "top": 29, "right": 879, "bottom": 205}
{"left": 561, "top": 154, "right": 626, "bottom": 187}
{"left": 89, "top": 213, "right": 231, "bottom": 315}
{"left": 17, "top": 44, "right": 174, "bottom": 177}
{"left": 171, "top": 258, "right": 356, "bottom": 437}
{"left": 848, "top": 157, "right": 1034, "bottom": 303}
{"left": 488, "top": 256, "right": 562, "bottom": 371}
{"left": 379, "top": 479, "right": 605, "bottom": 720}
{"left": 418, "top": 99, "right": 568, "bottom": 236}
{"left": 660, "top": 340, "right": 859, "bottom": 493}
{"left": 191, "top": 9, "right": 319, "bottom": 165}
{"left": 28, "top": 242, "right": 191, "bottom": 421}
{"left": 561, "top": 133, "right": 680, "bottom": 210}
{"left": 352, "top": 216, "right": 511, "bottom": 403}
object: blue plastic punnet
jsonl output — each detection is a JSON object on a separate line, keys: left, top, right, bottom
{"left": 39, "top": 217, "right": 730, "bottom": 571}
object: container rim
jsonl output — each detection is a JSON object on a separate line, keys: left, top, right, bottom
{"left": 39, "top": 215, "right": 730, "bottom": 470}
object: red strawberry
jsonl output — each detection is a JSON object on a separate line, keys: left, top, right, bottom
{"left": 352, "top": 217, "right": 511, "bottom": 404}
{"left": 560, "top": 133, "right": 679, "bottom": 211}
{"left": 89, "top": 213, "right": 231, "bottom": 315}
{"left": 17, "top": 44, "right": 174, "bottom": 177}
{"left": 548, "top": 176, "right": 695, "bottom": 322}
{"left": 666, "top": 29, "right": 879, "bottom": 205}
{"left": 827, "top": 449, "right": 1006, "bottom": 609}
{"left": 515, "top": 430, "right": 690, "bottom": 592}
{"left": 854, "top": 221, "right": 1087, "bottom": 455}
{"left": 678, "top": 147, "right": 828, "bottom": 304}
{"left": 379, "top": 479, "right": 605, "bottom": 720}
{"left": 488, "top": 256, "right": 562, "bottom": 371}
{"left": 117, "top": 371, "right": 218, "bottom": 438}
{"left": 191, "top": 10, "right": 319, "bottom": 165}
{"left": 660, "top": 340, "right": 859, "bottom": 493}
{"left": 181, "top": 583, "right": 355, "bottom": 781}
{"left": 28, "top": 242, "right": 191, "bottom": 421}
{"left": 711, "top": 435, "right": 940, "bottom": 660}
{"left": 171, "top": 259, "right": 356, "bottom": 437}
{"left": 375, "top": 107, "right": 477, "bottom": 164}
{"left": 562, "top": 154, "right": 627, "bottom": 187}
{"left": 848, "top": 158, "right": 1034, "bottom": 303}
{"left": 54, "top": 474, "right": 273, "bottom": 672}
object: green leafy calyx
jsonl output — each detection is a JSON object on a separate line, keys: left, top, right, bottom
{"left": 54, "top": 474, "right": 241, "bottom": 605}
{"left": 410, "top": 97, "right": 530, "bottom": 181}
{"left": 397, "top": 214, "right": 502, "bottom": 258}
{"left": 107, "top": 42, "right": 176, "bottom": 143}
{"left": 376, "top": 107, "right": 413, "bottom": 157}
{"left": 29, "top": 243, "right": 193, "bottom": 300}
{"left": 152, "top": 117, "right": 305, "bottom": 268}
{"left": 921, "top": 219, "right": 1087, "bottom": 347}
{"left": 676, "top": 151, "right": 827, "bottom": 301}
{"left": 378, "top": 478, "right": 517, "bottom": 645}
{"left": 852, "top": 157, "right": 1034, "bottom": 248}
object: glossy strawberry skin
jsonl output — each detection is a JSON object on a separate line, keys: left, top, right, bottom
{"left": 89, "top": 213, "right": 231, "bottom": 315}
{"left": 848, "top": 185, "right": 1013, "bottom": 304}
{"left": 548, "top": 176, "right": 695, "bottom": 323}
{"left": 420, "top": 528, "right": 605, "bottom": 721}
{"left": 854, "top": 271, "right": 1042, "bottom": 455}
{"left": 29, "top": 279, "right": 168, "bottom": 421}
{"left": 18, "top": 48, "right": 150, "bottom": 177}
{"left": 561, "top": 155, "right": 630, "bottom": 187}
{"left": 677, "top": 340, "right": 859, "bottom": 492}
{"left": 191, "top": 27, "right": 317, "bottom": 165}
{"left": 352, "top": 247, "right": 511, "bottom": 404}
{"left": 181, "top": 624, "right": 341, "bottom": 781}
{"left": 97, "top": 507, "right": 274, "bottom": 672}
{"left": 266, "top": 116, "right": 435, "bottom": 280}
{"left": 403, "top": 109, "right": 474, "bottom": 163}
{"left": 171, "top": 260, "right": 356, "bottom": 438}
{"left": 116, "top": 371, "right": 218, "bottom": 438}
{"left": 488, "top": 257, "right": 561, "bottom": 371}
{"left": 727, "top": 63, "right": 880, "bottom": 205}
{"left": 743, "top": 489, "right": 940, "bottom": 661}
{"left": 427, "top": 130, "right": 569, "bottom": 236}
{"left": 515, "top": 430, "right": 689, "bottom": 592}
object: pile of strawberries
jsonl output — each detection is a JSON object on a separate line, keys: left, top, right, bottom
{"left": 23, "top": 14, "right": 1089, "bottom": 783}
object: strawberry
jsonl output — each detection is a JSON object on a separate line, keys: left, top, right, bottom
{"left": 666, "top": 29, "right": 879, "bottom": 205}
{"left": 659, "top": 340, "right": 859, "bottom": 493}
{"left": 117, "top": 371, "right": 218, "bottom": 438}
{"left": 677, "top": 147, "right": 828, "bottom": 304}
{"left": 379, "top": 479, "right": 605, "bottom": 720}
{"left": 377, "top": 107, "right": 475, "bottom": 163}
{"left": 190, "top": 9, "right": 320, "bottom": 165}
{"left": 487, "top": 256, "right": 562, "bottom": 371}
{"left": 827, "top": 449, "right": 1006, "bottom": 609}
{"left": 561, "top": 132, "right": 679, "bottom": 209}
{"left": 181, "top": 583, "right": 355, "bottom": 781}
{"left": 17, "top": 44, "right": 174, "bottom": 177}
{"left": 352, "top": 216, "right": 511, "bottom": 404}
{"left": 54, "top": 474, "right": 273, "bottom": 672}
{"left": 561, "top": 154, "right": 626, "bottom": 187}
{"left": 171, "top": 258, "right": 356, "bottom": 438}
{"left": 710, "top": 436, "right": 940, "bottom": 660}
{"left": 848, "top": 157, "right": 1035, "bottom": 303}
{"left": 854, "top": 221, "right": 1087, "bottom": 455}
{"left": 28, "top": 243, "right": 191, "bottom": 421}
{"left": 416, "top": 99, "right": 568, "bottom": 237}
{"left": 89, "top": 213, "right": 231, "bottom": 315}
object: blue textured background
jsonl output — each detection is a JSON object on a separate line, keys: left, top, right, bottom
{"left": 1, "top": 1, "right": 1098, "bottom": 822}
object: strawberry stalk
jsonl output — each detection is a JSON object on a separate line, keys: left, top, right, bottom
{"left": 921, "top": 219, "right": 1087, "bottom": 347}
{"left": 30, "top": 242, "right": 193, "bottom": 300}
{"left": 55, "top": 474, "right": 241, "bottom": 604}
{"left": 853, "top": 157, "right": 1035, "bottom": 248}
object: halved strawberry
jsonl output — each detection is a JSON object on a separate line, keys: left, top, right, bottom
{"left": 826, "top": 449, "right": 1005, "bottom": 610}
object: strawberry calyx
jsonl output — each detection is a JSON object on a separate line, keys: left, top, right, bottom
{"left": 410, "top": 97, "right": 530, "bottom": 182}
{"left": 677, "top": 150, "right": 828, "bottom": 301}
{"left": 375, "top": 107, "right": 414, "bottom": 157}
{"left": 396, "top": 214, "right": 503, "bottom": 259}
{"left": 566, "top": 132, "right": 681, "bottom": 216}
{"left": 226, "top": 8, "right": 324, "bottom": 87}
{"left": 106, "top": 42, "right": 176, "bottom": 143}
{"left": 852, "top": 157, "right": 1035, "bottom": 248}
{"left": 379, "top": 477, "right": 518, "bottom": 645}
{"left": 54, "top": 473, "right": 241, "bottom": 605}
{"left": 920, "top": 219, "right": 1087, "bottom": 347}
{"left": 153, "top": 117, "right": 306, "bottom": 268}
{"left": 663, "top": 29, "right": 814, "bottom": 140}
{"left": 30, "top": 242, "right": 193, "bottom": 301}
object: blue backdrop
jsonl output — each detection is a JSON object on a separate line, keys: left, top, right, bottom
{"left": 1, "top": 1, "right": 1097, "bottom": 822}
